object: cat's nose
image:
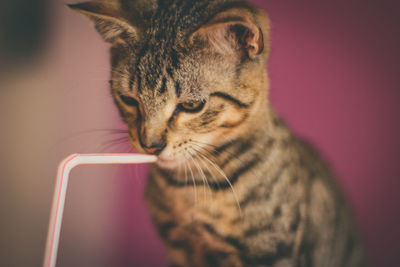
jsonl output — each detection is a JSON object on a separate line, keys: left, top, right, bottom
{"left": 142, "top": 143, "right": 166, "bottom": 156}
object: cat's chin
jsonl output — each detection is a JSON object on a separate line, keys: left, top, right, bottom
{"left": 156, "top": 156, "right": 180, "bottom": 169}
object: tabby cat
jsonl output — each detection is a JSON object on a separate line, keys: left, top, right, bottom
{"left": 70, "top": 0, "right": 366, "bottom": 266}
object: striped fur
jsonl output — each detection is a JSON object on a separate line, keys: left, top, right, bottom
{"left": 71, "top": 1, "right": 366, "bottom": 266}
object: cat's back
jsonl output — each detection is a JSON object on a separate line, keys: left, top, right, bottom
{"left": 289, "top": 136, "right": 366, "bottom": 267}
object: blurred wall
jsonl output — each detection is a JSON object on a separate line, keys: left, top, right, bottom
{"left": 0, "top": 0, "right": 399, "bottom": 266}
{"left": 0, "top": 1, "right": 133, "bottom": 266}
{"left": 0, "top": 0, "right": 49, "bottom": 73}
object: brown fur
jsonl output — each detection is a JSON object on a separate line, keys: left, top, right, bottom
{"left": 70, "top": 1, "right": 366, "bottom": 266}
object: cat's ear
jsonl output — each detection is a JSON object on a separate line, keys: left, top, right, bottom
{"left": 191, "top": 6, "right": 269, "bottom": 59}
{"left": 68, "top": 2, "right": 137, "bottom": 44}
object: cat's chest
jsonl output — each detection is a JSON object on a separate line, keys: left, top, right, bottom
{"left": 146, "top": 174, "right": 246, "bottom": 239}
{"left": 154, "top": 187, "right": 245, "bottom": 265}
{"left": 167, "top": 186, "right": 243, "bottom": 234}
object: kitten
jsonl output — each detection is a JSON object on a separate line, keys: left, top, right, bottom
{"left": 70, "top": 0, "right": 366, "bottom": 266}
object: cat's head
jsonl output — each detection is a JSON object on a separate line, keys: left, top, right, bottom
{"left": 70, "top": 0, "right": 270, "bottom": 168}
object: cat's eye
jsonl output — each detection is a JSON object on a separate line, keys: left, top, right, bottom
{"left": 178, "top": 100, "right": 206, "bottom": 113}
{"left": 119, "top": 94, "right": 138, "bottom": 107}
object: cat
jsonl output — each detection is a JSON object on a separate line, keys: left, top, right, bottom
{"left": 70, "top": 0, "right": 366, "bottom": 266}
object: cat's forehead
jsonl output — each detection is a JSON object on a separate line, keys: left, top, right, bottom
{"left": 124, "top": 0, "right": 238, "bottom": 102}
{"left": 134, "top": 36, "right": 209, "bottom": 101}
{"left": 135, "top": 48, "right": 208, "bottom": 103}
{"left": 132, "top": 0, "right": 231, "bottom": 38}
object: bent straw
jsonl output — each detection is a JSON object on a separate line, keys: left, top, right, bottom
{"left": 43, "top": 153, "right": 157, "bottom": 267}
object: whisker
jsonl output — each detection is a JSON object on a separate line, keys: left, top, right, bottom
{"left": 192, "top": 138, "right": 267, "bottom": 155}
{"left": 98, "top": 137, "right": 130, "bottom": 153}
{"left": 190, "top": 146, "right": 221, "bottom": 189}
{"left": 193, "top": 147, "right": 242, "bottom": 217}
{"left": 184, "top": 157, "right": 189, "bottom": 186}
{"left": 177, "top": 157, "right": 182, "bottom": 182}
{"left": 190, "top": 142, "right": 220, "bottom": 162}
{"left": 191, "top": 140, "right": 264, "bottom": 179}
{"left": 99, "top": 136, "right": 129, "bottom": 148}
{"left": 190, "top": 147, "right": 214, "bottom": 205}
{"left": 188, "top": 153, "right": 206, "bottom": 201}
{"left": 52, "top": 128, "right": 128, "bottom": 150}
{"left": 185, "top": 151, "right": 198, "bottom": 206}
{"left": 188, "top": 148, "right": 210, "bottom": 202}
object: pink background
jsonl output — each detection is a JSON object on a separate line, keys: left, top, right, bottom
{"left": 1, "top": 0, "right": 399, "bottom": 266}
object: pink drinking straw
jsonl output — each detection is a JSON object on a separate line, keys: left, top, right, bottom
{"left": 43, "top": 153, "right": 157, "bottom": 267}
